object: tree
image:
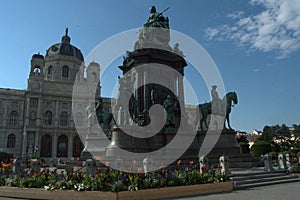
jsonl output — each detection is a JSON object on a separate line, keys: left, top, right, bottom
{"left": 258, "top": 126, "right": 274, "bottom": 143}
{"left": 237, "top": 135, "right": 249, "bottom": 143}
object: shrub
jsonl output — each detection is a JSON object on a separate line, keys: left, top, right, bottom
{"left": 0, "top": 152, "right": 12, "bottom": 162}
{"left": 251, "top": 141, "right": 272, "bottom": 157}
{"left": 239, "top": 142, "right": 250, "bottom": 153}
{"left": 289, "top": 148, "right": 300, "bottom": 155}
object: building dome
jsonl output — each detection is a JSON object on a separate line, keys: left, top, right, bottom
{"left": 32, "top": 53, "right": 44, "bottom": 59}
{"left": 45, "top": 28, "right": 84, "bottom": 61}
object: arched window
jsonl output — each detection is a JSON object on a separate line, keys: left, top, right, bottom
{"left": 76, "top": 112, "right": 83, "bottom": 127}
{"left": 34, "top": 66, "right": 41, "bottom": 74}
{"left": 9, "top": 111, "right": 18, "bottom": 127}
{"left": 62, "top": 66, "right": 69, "bottom": 78}
{"left": 73, "top": 135, "right": 84, "bottom": 157}
{"left": 60, "top": 111, "right": 68, "bottom": 126}
{"left": 48, "top": 66, "right": 53, "bottom": 76}
{"left": 7, "top": 134, "right": 16, "bottom": 148}
{"left": 44, "top": 110, "right": 52, "bottom": 125}
{"left": 57, "top": 135, "right": 68, "bottom": 157}
{"left": 40, "top": 134, "right": 52, "bottom": 157}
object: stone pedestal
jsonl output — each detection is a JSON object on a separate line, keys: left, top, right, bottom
{"left": 81, "top": 135, "right": 108, "bottom": 160}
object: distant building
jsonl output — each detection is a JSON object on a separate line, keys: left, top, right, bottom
{"left": 252, "top": 129, "right": 262, "bottom": 135}
{"left": 0, "top": 29, "right": 104, "bottom": 159}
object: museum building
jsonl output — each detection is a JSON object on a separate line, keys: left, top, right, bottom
{"left": 0, "top": 29, "right": 103, "bottom": 159}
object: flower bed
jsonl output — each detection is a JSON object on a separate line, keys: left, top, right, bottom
{"left": 0, "top": 160, "right": 233, "bottom": 199}
{"left": 0, "top": 182, "right": 233, "bottom": 200}
{"left": 1, "top": 168, "right": 228, "bottom": 192}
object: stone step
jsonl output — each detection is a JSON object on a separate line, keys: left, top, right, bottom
{"left": 232, "top": 172, "right": 286, "bottom": 181}
{"left": 234, "top": 174, "right": 298, "bottom": 185}
{"left": 229, "top": 161, "right": 263, "bottom": 168}
{"left": 232, "top": 171, "right": 300, "bottom": 190}
{"left": 234, "top": 176, "right": 300, "bottom": 190}
{"left": 231, "top": 168, "right": 286, "bottom": 177}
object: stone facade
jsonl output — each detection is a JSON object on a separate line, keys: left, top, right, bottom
{"left": 0, "top": 30, "right": 103, "bottom": 160}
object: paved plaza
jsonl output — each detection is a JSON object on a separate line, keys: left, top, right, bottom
{"left": 171, "top": 182, "right": 300, "bottom": 200}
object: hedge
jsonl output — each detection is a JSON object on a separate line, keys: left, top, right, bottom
{"left": 0, "top": 152, "right": 13, "bottom": 162}
{"left": 251, "top": 141, "right": 272, "bottom": 157}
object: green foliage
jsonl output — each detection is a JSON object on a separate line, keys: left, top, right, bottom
{"left": 258, "top": 126, "right": 274, "bottom": 143}
{"left": 19, "top": 173, "right": 47, "bottom": 188}
{"left": 0, "top": 152, "right": 12, "bottom": 162}
{"left": 0, "top": 167, "right": 229, "bottom": 192}
{"left": 251, "top": 140, "right": 272, "bottom": 157}
{"left": 268, "top": 151, "right": 279, "bottom": 160}
{"left": 292, "top": 166, "right": 300, "bottom": 173}
{"left": 239, "top": 142, "right": 250, "bottom": 153}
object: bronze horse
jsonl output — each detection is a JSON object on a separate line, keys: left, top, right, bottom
{"left": 198, "top": 92, "right": 238, "bottom": 130}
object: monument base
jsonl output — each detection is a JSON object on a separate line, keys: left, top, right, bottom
{"left": 80, "top": 135, "right": 108, "bottom": 160}
{"left": 88, "top": 126, "right": 261, "bottom": 168}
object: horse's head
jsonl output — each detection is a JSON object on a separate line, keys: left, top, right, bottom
{"left": 227, "top": 91, "right": 238, "bottom": 105}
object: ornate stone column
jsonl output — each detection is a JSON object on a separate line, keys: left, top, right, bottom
{"left": 143, "top": 70, "right": 148, "bottom": 112}
{"left": 178, "top": 75, "right": 184, "bottom": 106}
{"left": 36, "top": 98, "right": 42, "bottom": 126}
{"left": 52, "top": 133, "right": 57, "bottom": 158}
{"left": 55, "top": 101, "right": 59, "bottom": 126}
{"left": 68, "top": 133, "right": 73, "bottom": 159}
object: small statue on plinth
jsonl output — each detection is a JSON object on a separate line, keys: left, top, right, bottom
{"left": 86, "top": 102, "right": 98, "bottom": 135}
{"left": 278, "top": 153, "right": 287, "bottom": 170}
{"left": 219, "top": 155, "right": 230, "bottom": 175}
{"left": 261, "top": 154, "right": 274, "bottom": 172}
{"left": 143, "top": 156, "right": 154, "bottom": 173}
{"left": 199, "top": 156, "right": 209, "bottom": 174}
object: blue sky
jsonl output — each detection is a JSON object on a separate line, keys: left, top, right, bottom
{"left": 0, "top": 0, "right": 299, "bottom": 133}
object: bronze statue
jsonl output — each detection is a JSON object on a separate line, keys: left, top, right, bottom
{"left": 163, "top": 95, "right": 176, "bottom": 127}
{"left": 136, "top": 6, "right": 170, "bottom": 49}
{"left": 144, "top": 6, "right": 169, "bottom": 29}
{"left": 95, "top": 98, "right": 116, "bottom": 138}
{"left": 199, "top": 91, "right": 238, "bottom": 130}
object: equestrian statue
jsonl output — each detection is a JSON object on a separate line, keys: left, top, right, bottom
{"left": 199, "top": 85, "right": 238, "bottom": 131}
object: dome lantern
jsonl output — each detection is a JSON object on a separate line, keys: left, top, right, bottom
{"left": 61, "top": 27, "right": 71, "bottom": 44}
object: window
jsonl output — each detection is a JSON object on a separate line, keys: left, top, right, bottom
{"left": 76, "top": 112, "right": 83, "bottom": 127}
{"left": 40, "top": 134, "right": 52, "bottom": 157}
{"left": 9, "top": 111, "right": 18, "bottom": 126}
{"left": 44, "top": 110, "right": 52, "bottom": 125}
{"left": 34, "top": 67, "right": 41, "bottom": 73}
{"left": 57, "top": 135, "right": 68, "bottom": 157}
{"left": 7, "top": 134, "right": 16, "bottom": 148}
{"left": 62, "top": 102, "right": 68, "bottom": 108}
{"left": 60, "top": 111, "right": 68, "bottom": 126}
{"left": 62, "top": 66, "right": 69, "bottom": 78}
{"left": 30, "top": 98, "right": 38, "bottom": 106}
{"left": 46, "top": 101, "right": 53, "bottom": 107}
{"left": 11, "top": 101, "right": 19, "bottom": 107}
{"left": 48, "top": 66, "right": 53, "bottom": 76}
{"left": 73, "top": 135, "right": 84, "bottom": 157}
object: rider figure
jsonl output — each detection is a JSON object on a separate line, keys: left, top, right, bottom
{"left": 211, "top": 85, "right": 222, "bottom": 114}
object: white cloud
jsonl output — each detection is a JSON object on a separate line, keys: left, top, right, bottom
{"left": 205, "top": 0, "right": 300, "bottom": 58}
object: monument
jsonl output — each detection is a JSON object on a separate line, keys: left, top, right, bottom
{"left": 83, "top": 6, "right": 260, "bottom": 169}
